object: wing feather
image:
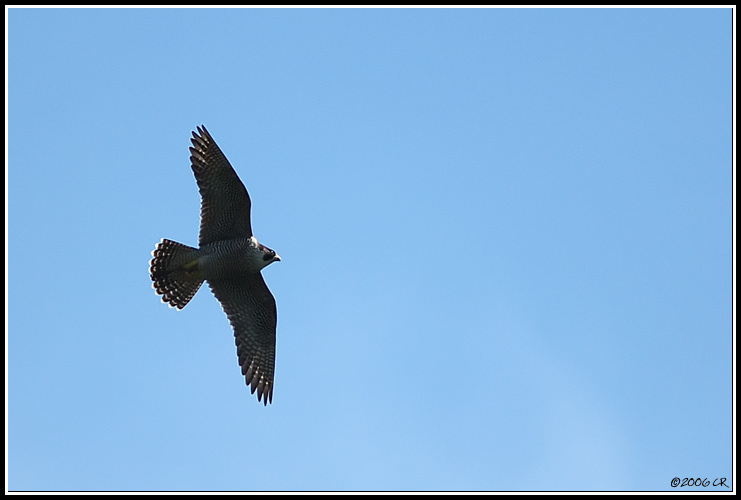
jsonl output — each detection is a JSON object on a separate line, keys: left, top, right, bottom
{"left": 190, "top": 126, "right": 253, "bottom": 245}
{"left": 207, "top": 273, "right": 277, "bottom": 405}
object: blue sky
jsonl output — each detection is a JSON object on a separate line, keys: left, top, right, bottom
{"left": 7, "top": 7, "right": 733, "bottom": 492}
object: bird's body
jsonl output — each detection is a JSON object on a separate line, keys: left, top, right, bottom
{"left": 149, "top": 126, "right": 280, "bottom": 405}
{"left": 198, "top": 236, "right": 279, "bottom": 277}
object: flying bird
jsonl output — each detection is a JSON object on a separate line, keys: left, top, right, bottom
{"left": 149, "top": 126, "right": 280, "bottom": 405}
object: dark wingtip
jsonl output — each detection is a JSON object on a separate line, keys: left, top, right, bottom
{"left": 190, "top": 126, "right": 212, "bottom": 159}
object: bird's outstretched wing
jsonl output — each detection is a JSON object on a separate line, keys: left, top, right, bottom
{"left": 207, "top": 273, "right": 277, "bottom": 405}
{"left": 189, "top": 125, "right": 253, "bottom": 246}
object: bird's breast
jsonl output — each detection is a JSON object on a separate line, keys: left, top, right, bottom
{"left": 197, "top": 238, "right": 268, "bottom": 278}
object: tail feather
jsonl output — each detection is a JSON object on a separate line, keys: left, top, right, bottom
{"left": 150, "top": 239, "right": 204, "bottom": 309}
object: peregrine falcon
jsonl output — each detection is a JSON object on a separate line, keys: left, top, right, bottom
{"left": 149, "top": 126, "right": 280, "bottom": 406}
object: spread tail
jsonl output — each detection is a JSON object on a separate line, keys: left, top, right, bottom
{"left": 149, "top": 239, "right": 204, "bottom": 309}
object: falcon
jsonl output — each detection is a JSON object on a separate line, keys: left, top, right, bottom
{"left": 149, "top": 125, "right": 281, "bottom": 405}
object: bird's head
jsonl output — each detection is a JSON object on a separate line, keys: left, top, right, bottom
{"left": 260, "top": 244, "right": 281, "bottom": 266}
